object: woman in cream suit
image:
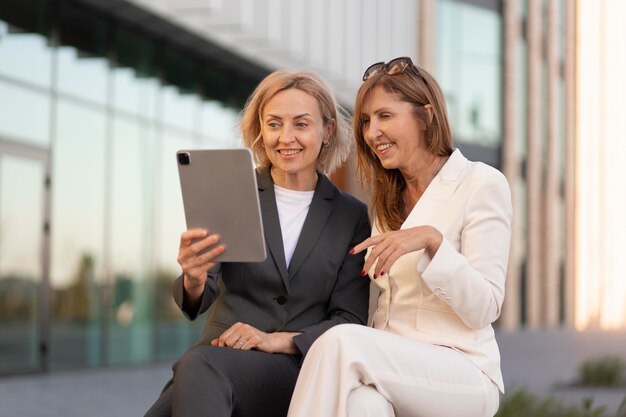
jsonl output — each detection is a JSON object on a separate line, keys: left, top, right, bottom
{"left": 287, "top": 57, "right": 512, "bottom": 417}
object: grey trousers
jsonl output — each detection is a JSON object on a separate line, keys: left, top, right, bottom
{"left": 144, "top": 345, "right": 301, "bottom": 417}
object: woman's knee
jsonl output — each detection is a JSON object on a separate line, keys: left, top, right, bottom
{"left": 174, "top": 345, "right": 209, "bottom": 376}
{"left": 347, "top": 385, "right": 395, "bottom": 417}
{"left": 305, "top": 324, "right": 375, "bottom": 370}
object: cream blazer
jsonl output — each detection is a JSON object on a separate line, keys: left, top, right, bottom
{"left": 368, "top": 149, "right": 512, "bottom": 392}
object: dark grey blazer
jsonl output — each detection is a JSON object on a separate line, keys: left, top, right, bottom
{"left": 172, "top": 167, "right": 371, "bottom": 356}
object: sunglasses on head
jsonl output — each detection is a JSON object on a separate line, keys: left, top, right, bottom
{"left": 362, "top": 57, "right": 422, "bottom": 81}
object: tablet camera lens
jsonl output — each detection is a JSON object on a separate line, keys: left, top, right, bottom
{"left": 178, "top": 152, "right": 190, "bottom": 165}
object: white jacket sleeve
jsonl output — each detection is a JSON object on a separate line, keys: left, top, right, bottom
{"left": 417, "top": 170, "right": 513, "bottom": 329}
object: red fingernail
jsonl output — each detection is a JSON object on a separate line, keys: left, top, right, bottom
{"left": 360, "top": 270, "right": 366, "bottom": 277}
{"left": 373, "top": 274, "right": 378, "bottom": 279}
{"left": 380, "top": 271, "right": 385, "bottom": 276}
{"left": 349, "top": 248, "right": 355, "bottom": 255}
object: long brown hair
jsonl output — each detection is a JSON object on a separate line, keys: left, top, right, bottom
{"left": 240, "top": 70, "right": 352, "bottom": 175}
{"left": 353, "top": 65, "right": 453, "bottom": 232}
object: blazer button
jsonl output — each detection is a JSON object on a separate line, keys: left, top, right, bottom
{"left": 275, "top": 296, "right": 287, "bottom": 305}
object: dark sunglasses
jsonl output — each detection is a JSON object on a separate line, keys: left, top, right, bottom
{"left": 362, "top": 57, "right": 422, "bottom": 81}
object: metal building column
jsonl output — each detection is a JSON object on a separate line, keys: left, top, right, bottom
{"left": 526, "top": 0, "right": 544, "bottom": 328}
{"left": 418, "top": 0, "right": 436, "bottom": 72}
{"left": 564, "top": 0, "right": 577, "bottom": 329}
{"left": 500, "top": 0, "right": 522, "bottom": 331}
{"left": 544, "top": 0, "right": 561, "bottom": 327}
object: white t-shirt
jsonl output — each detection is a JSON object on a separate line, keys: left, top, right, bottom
{"left": 274, "top": 185, "right": 315, "bottom": 267}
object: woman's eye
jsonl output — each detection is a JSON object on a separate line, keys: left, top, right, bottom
{"left": 295, "top": 121, "right": 308, "bottom": 128}
{"left": 380, "top": 113, "right": 391, "bottom": 120}
{"left": 268, "top": 122, "right": 280, "bottom": 129}
{"left": 361, "top": 118, "right": 370, "bottom": 127}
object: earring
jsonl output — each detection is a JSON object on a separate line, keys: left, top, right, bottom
{"left": 322, "top": 141, "right": 330, "bottom": 148}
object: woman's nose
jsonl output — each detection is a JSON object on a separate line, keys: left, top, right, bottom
{"left": 278, "top": 125, "right": 296, "bottom": 143}
{"left": 364, "top": 120, "right": 379, "bottom": 141}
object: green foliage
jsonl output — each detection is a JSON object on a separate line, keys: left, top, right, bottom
{"left": 497, "top": 356, "right": 626, "bottom": 417}
{"left": 496, "top": 388, "right": 610, "bottom": 417}
{"left": 578, "top": 356, "right": 625, "bottom": 388}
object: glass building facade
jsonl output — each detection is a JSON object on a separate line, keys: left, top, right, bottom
{"left": 0, "top": 0, "right": 264, "bottom": 374}
{"left": 0, "top": 0, "right": 576, "bottom": 377}
{"left": 432, "top": 0, "right": 569, "bottom": 332}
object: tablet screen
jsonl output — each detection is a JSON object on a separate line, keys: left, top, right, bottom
{"left": 177, "top": 148, "right": 266, "bottom": 262}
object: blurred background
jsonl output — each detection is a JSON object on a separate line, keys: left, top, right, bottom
{"left": 0, "top": 0, "right": 625, "bottom": 411}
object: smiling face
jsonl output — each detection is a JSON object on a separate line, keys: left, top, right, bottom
{"left": 360, "top": 86, "right": 429, "bottom": 173}
{"left": 261, "top": 88, "right": 328, "bottom": 190}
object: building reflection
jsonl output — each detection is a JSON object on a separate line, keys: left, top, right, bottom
{"left": 0, "top": 0, "right": 260, "bottom": 374}
{"left": 2, "top": 0, "right": 621, "bottom": 378}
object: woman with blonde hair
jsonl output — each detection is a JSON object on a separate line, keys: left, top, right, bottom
{"left": 287, "top": 57, "right": 512, "bottom": 417}
{"left": 145, "top": 70, "right": 370, "bottom": 417}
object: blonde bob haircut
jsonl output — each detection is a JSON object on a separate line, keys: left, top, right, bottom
{"left": 241, "top": 70, "right": 352, "bottom": 175}
{"left": 353, "top": 64, "right": 453, "bottom": 232}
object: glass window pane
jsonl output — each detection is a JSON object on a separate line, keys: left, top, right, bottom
{"left": 113, "top": 68, "right": 159, "bottom": 120}
{"left": 113, "top": 28, "right": 158, "bottom": 119}
{"left": 0, "top": 19, "right": 52, "bottom": 88}
{"left": 57, "top": 45, "right": 108, "bottom": 105}
{"left": 0, "top": 0, "right": 52, "bottom": 88}
{"left": 157, "top": 130, "right": 191, "bottom": 276}
{"left": 437, "top": 0, "right": 502, "bottom": 146}
{"left": 57, "top": 5, "right": 108, "bottom": 105}
{"left": 0, "top": 79, "right": 50, "bottom": 145}
{"left": 50, "top": 99, "right": 106, "bottom": 370}
{"left": 108, "top": 116, "right": 153, "bottom": 365}
{"left": 201, "top": 66, "right": 256, "bottom": 111}
{"left": 162, "top": 86, "right": 198, "bottom": 132}
{"left": 155, "top": 129, "right": 199, "bottom": 361}
{"left": 0, "top": 154, "right": 44, "bottom": 372}
{"left": 162, "top": 50, "right": 197, "bottom": 132}
{"left": 199, "top": 100, "right": 241, "bottom": 148}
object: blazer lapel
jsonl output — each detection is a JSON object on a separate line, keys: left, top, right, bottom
{"left": 287, "top": 173, "right": 335, "bottom": 278}
{"left": 257, "top": 168, "right": 289, "bottom": 287}
{"left": 403, "top": 148, "right": 468, "bottom": 228}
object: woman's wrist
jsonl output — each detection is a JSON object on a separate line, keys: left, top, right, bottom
{"left": 268, "top": 331, "right": 301, "bottom": 354}
{"left": 183, "top": 274, "right": 205, "bottom": 301}
{"left": 425, "top": 228, "right": 443, "bottom": 259}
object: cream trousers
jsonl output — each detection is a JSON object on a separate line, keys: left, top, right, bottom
{"left": 287, "top": 324, "right": 500, "bottom": 417}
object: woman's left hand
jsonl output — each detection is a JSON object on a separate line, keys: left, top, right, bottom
{"left": 211, "top": 322, "right": 300, "bottom": 354}
{"left": 351, "top": 226, "right": 443, "bottom": 278}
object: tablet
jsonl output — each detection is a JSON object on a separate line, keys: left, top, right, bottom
{"left": 176, "top": 148, "right": 267, "bottom": 263}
